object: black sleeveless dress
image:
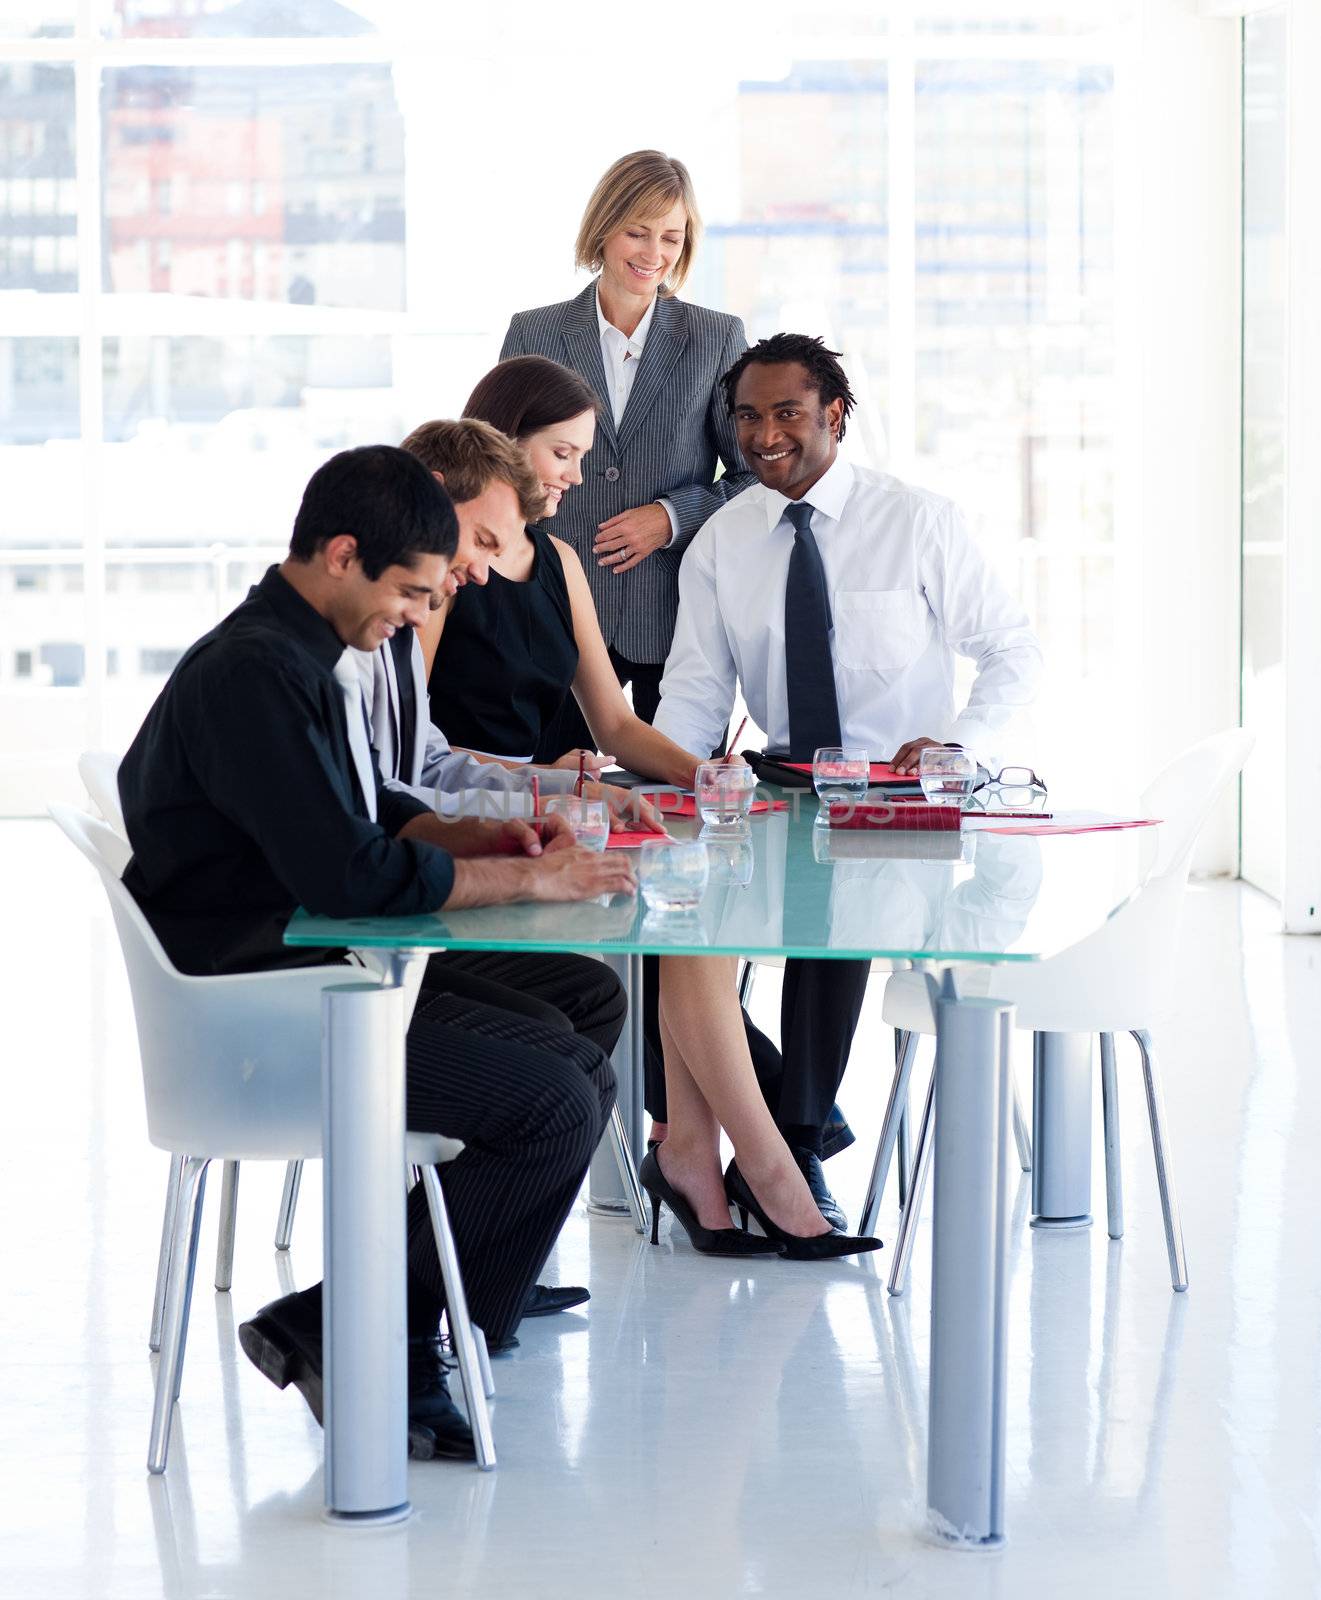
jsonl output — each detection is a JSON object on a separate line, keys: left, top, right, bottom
{"left": 427, "top": 525, "right": 580, "bottom": 763}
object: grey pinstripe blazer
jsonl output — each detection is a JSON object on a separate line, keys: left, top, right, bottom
{"left": 501, "top": 281, "right": 756, "bottom": 664}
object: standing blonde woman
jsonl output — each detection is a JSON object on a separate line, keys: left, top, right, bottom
{"left": 501, "top": 149, "right": 755, "bottom": 758}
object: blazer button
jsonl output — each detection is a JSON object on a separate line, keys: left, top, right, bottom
{"left": 604, "top": 466, "right": 620, "bottom": 482}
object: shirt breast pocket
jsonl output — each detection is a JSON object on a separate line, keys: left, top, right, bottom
{"left": 833, "top": 589, "right": 927, "bottom": 671}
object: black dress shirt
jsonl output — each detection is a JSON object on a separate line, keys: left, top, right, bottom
{"left": 120, "top": 566, "right": 455, "bottom": 976}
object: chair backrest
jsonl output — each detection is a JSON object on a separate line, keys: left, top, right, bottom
{"left": 997, "top": 727, "right": 1254, "bottom": 1033}
{"left": 49, "top": 803, "right": 340, "bottom": 1161}
{"left": 78, "top": 750, "right": 127, "bottom": 838}
{"left": 1138, "top": 728, "right": 1255, "bottom": 881}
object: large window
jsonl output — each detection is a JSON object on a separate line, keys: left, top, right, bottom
{"left": 3, "top": 1, "right": 1131, "bottom": 813}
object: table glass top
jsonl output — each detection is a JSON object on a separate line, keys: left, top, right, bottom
{"left": 285, "top": 798, "right": 1155, "bottom": 964}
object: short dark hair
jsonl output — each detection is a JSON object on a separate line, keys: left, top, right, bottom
{"left": 463, "top": 356, "right": 600, "bottom": 443}
{"left": 288, "top": 444, "right": 458, "bottom": 578}
{"left": 720, "top": 333, "right": 857, "bottom": 442}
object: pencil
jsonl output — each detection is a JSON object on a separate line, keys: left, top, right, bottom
{"left": 727, "top": 715, "right": 748, "bottom": 758}
{"left": 531, "top": 773, "right": 540, "bottom": 818}
{"left": 576, "top": 751, "right": 586, "bottom": 797}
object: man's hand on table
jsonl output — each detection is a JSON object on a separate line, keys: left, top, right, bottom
{"left": 890, "top": 736, "right": 947, "bottom": 776}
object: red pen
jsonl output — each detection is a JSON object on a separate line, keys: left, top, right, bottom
{"left": 531, "top": 773, "right": 540, "bottom": 818}
{"left": 576, "top": 751, "right": 586, "bottom": 797}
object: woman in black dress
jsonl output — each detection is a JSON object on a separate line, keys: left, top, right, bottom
{"left": 419, "top": 355, "right": 699, "bottom": 787}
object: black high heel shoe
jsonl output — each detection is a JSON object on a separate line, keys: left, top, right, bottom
{"left": 639, "top": 1150, "right": 779, "bottom": 1258}
{"left": 724, "top": 1162, "right": 883, "bottom": 1261}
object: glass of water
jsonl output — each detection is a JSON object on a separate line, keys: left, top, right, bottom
{"left": 694, "top": 762, "right": 757, "bottom": 832}
{"left": 812, "top": 745, "right": 869, "bottom": 807}
{"left": 918, "top": 745, "right": 978, "bottom": 807}
{"left": 638, "top": 838, "right": 709, "bottom": 912}
{"left": 544, "top": 796, "right": 609, "bottom": 851}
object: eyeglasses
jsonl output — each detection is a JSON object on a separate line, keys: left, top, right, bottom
{"left": 967, "top": 766, "right": 1047, "bottom": 810}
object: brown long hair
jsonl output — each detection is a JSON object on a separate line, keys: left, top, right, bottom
{"left": 463, "top": 356, "right": 599, "bottom": 442}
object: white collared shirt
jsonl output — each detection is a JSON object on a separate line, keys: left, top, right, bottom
{"left": 595, "top": 285, "right": 657, "bottom": 427}
{"left": 654, "top": 454, "right": 1042, "bottom": 765}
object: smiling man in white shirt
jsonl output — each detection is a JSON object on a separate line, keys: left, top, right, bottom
{"left": 653, "top": 332, "right": 1042, "bottom": 1223}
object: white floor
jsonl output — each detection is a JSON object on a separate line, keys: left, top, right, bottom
{"left": 3, "top": 818, "right": 1320, "bottom": 1600}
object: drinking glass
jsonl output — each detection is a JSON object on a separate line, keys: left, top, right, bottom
{"left": 918, "top": 745, "right": 978, "bottom": 807}
{"left": 812, "top": 745, "right": 869, "bottom": 807}
{"left": 638, "top": 838, "right": 709, "bottom": 912}
{"left": 694, "top": 762, "right": 757, "bottom": 832}
{"left": 545, "top": 796, "right": 609, "bottom": 851}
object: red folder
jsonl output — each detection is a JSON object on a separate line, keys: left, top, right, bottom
{"left": 825, "top": 799, "right": 961, "bottom": 832}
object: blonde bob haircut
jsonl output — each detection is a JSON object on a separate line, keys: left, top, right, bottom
{"left": 574, "top": 150, "right": 701, "bottom": 298}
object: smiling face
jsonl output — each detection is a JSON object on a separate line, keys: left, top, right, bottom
{"left": 446, "top": 477, "right": 525, "bottom": 590}
{"left": 732, "top": 361, "right": 844, "bottom": 501}
{"left": 322, "top": 538, "right": 450, "bottom": 650}
{"left": 518, "top": 408, "right": 597, "bottom": 518}
{"left": 599, "top": 202, "right": 687, "bottom": 302}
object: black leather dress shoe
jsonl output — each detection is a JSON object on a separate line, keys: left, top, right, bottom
{"left": 523, "top": 1283, "right": 590, "bottom": 1317}
{"left": 820, "top": 1104, "right": 856, "bottom": 1161}
{"left": 791, "top": 1149, "right": 848, "bottom": 1231}
{"left": 407, "top": 1335, "right": 476, "bottom": 1460}
{"left": 239, "top": 1292, "right": 475, "bottom": 1461}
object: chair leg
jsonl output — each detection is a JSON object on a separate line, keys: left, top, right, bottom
{"left": 859, "top": 1029, "right": 920, "bottom": 1237}
{"left": 214, "top": 1160, "right": 240, "bottom": 1292}
{"left": 888, "top": 1070, "right": 935, "bottom": 1297}
{"left": 1099, "top": 1032, "right": 1124, "bottom": 1239}
{"left": 273, "top": 1160, "right": 301, "bottom": 1252}
{"left": 607, "top": 1101, "right": 647, "bottom": 1234}
{"left": 150, "top": 1153, "right": 185, "bottom": 1353}
{"left": 419, "top": 1167, "right": 496, "bottom": 1469}
{"left": 897, "top": 1102, "right": 911, "bottom": 1210}
{"left": 1012, "top": 1075, "right": 1033, "bottom": 1172}
{"left": 737, "top": 959, "right": 756, "bottom": 1009}
{"left": 1132, "top": 1030, "right": 1188, "bottom": 1292}
{"left": 473, "top": 1325, "right": 495, "bottom": 1399}
{"left": 148, "top": 1156, "right": 209, "bottom": 1474}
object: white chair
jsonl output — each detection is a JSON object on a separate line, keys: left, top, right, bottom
{"left": 78, "top": 748, "right": 309, "bottom": 1271}
{"left": 864, "top": 728, "right": 1254, "bottom": 1296}
{"left": 50, "top": 804, "right": 496, "bottom": 1474}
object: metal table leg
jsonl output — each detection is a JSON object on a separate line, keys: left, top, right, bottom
{"left": 926, "top": 971, "right": 1014, "bottom": 1549}
{"left": 588, "top": 951, "right": 645, "bottom": 1216}
{"left": 1030, "top": 1031, "right": 1094, "bottom": 1229}
{"left": 321, "top": 964, "right": 412, "bottom": 1525}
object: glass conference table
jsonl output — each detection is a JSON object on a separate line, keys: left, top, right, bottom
{"left": 285, "top": 799, "right": 1150, "bottom": 1544}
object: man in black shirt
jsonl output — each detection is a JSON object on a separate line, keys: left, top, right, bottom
{"left": 120, "top": 445, "right": 636, "bottom": 1461}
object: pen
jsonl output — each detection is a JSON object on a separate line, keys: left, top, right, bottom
{"left": 531, "top": 773, "right": 540, "bottom": 819}
{"left": 969, "top": 811, "right": 1054, "bottom": 819}
{"left": 576, "top": 751, "right": 586, "bottom": 798}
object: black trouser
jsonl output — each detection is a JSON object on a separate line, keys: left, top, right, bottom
{"left": 397, "top": 953, "right": 624, "bottom": 1343}
{"left": 642, "top": 957, "right": 870, "bottom": 1157}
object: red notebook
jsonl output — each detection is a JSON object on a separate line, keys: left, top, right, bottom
{"left": 825, "top": 798, "right": 961, "bottom": 832}
{"left": 783, "top": 759, "right": 913, "bottom": 786}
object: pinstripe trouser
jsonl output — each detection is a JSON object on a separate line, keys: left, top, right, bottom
{"left": 402, "top": 987, "right": 616, "bottom": 1344}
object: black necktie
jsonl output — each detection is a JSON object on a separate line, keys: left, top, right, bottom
{"left": 783, "top": 499, "right": 842, "bottom": 759}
